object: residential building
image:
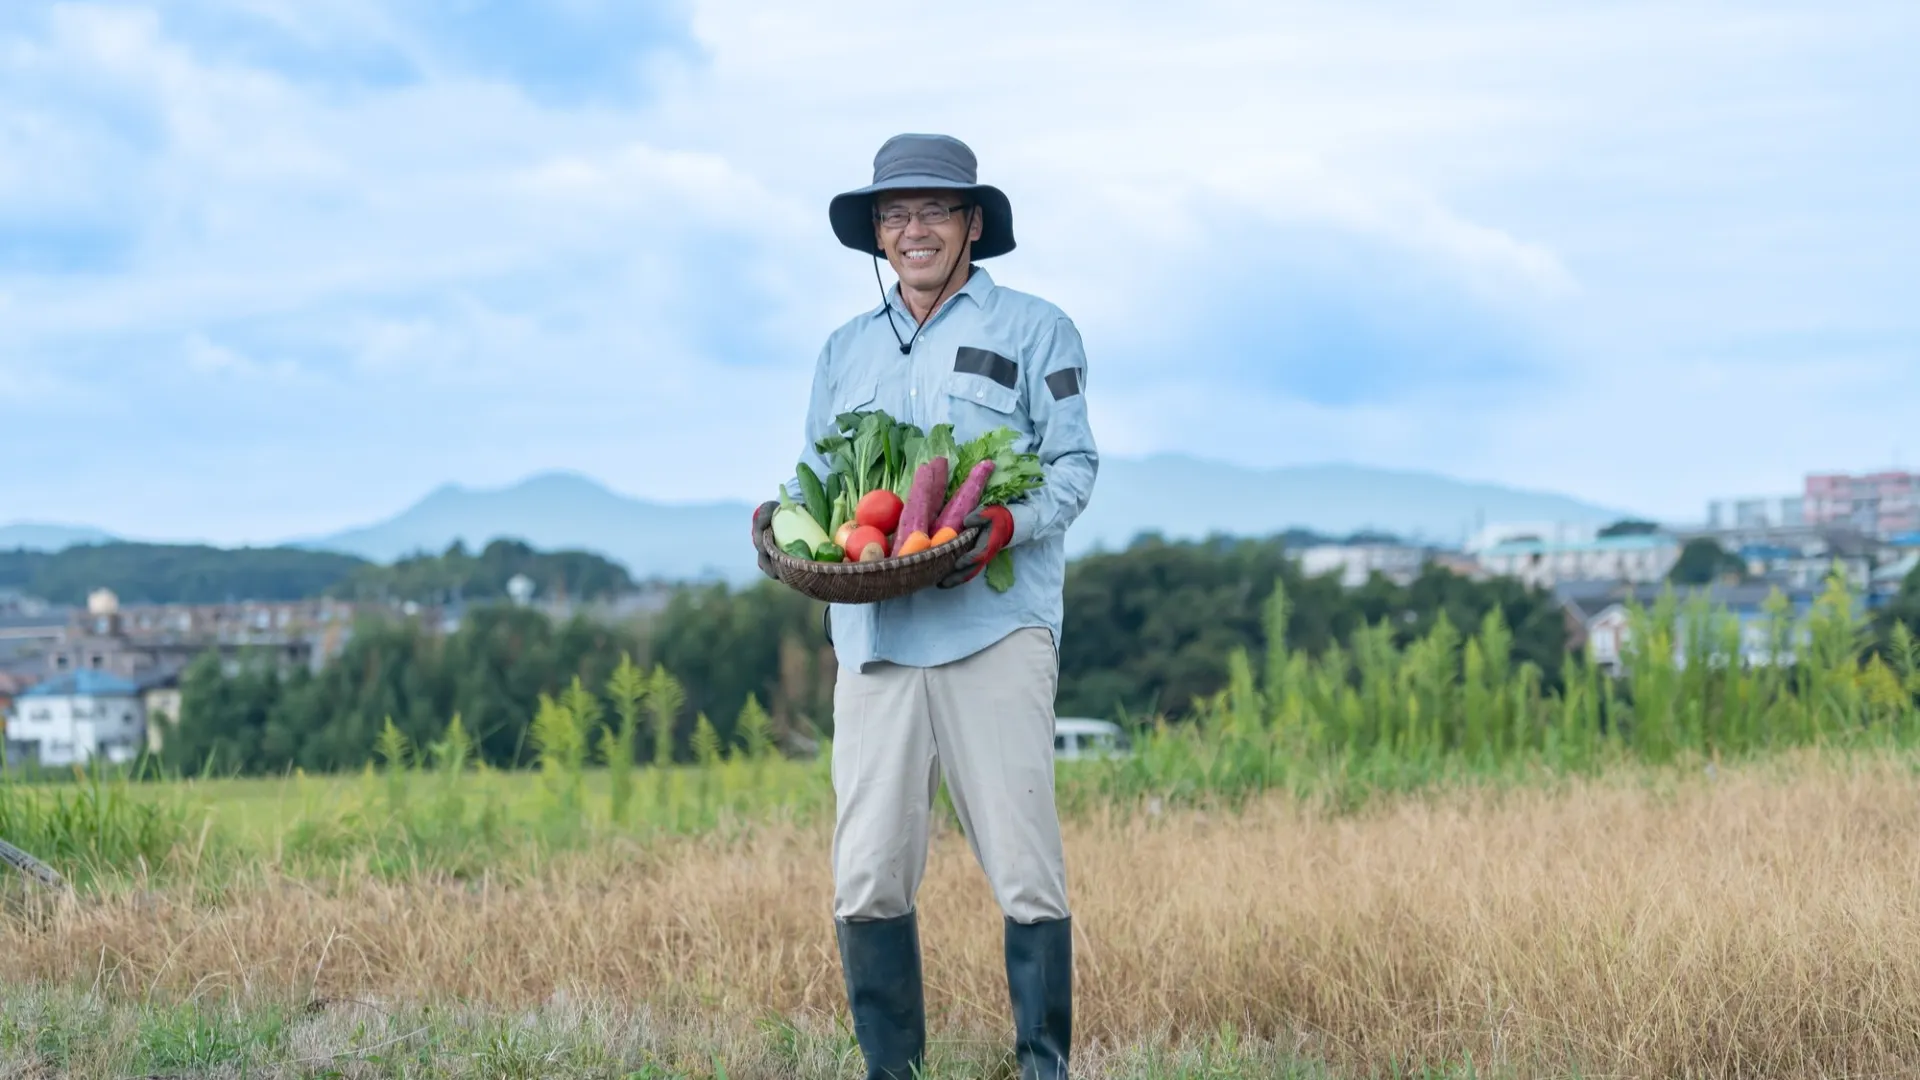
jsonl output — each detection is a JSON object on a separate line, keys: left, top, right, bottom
{"left": 45, "top": 589, "right": 361, "bottom": 680}
{"left": 5, "top": 670, "right": 147, "bottom": 767}
{"left": 140, "top": 668, "right": 185, "bottom": 755}
{"left": 0, "top": 671, "right": 28, "bottom": 734}
{"left": 1557, "top": 581, "right": 1823, "bottom": 674}
{"left": 1871, "top": 552, "right": 1918, "bottom": 607}
{"left": 1464, "top": 521, "right": 1598, "bottom": 554}
{"left": 1476, "top": 534, "right": 1681, "bottom": 589}
{"left": 1429, "top": 551, "right": 1489, "bottom": 582}
{"left": 1297, "top": 543, "right": 1430, "bottom": 588}
{"left": 1675, "top": 507, "right": 1882, "bottom": 594}
{"left": 1805, "top": 471, "right": 1920, "bottom": 540}
{"left": 0, "top": 602, "right": 71, "bottom": 667}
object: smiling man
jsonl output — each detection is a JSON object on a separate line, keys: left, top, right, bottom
{"left": 751, "top": 133, "right": 1097, "bottom": 1079}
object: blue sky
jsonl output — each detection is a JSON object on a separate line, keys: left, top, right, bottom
{"left": 2, "top": 0, "right": 1917, "bottom": 544}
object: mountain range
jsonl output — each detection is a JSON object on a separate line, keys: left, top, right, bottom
{"left": 0, "top": 522, "right": 119, "bottom": 553}
{"left": 2, "top": 458, "right": 1634, "bottom": 583}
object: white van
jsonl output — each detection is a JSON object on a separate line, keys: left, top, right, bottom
{"left": 1052, "top": 717, "right": 1132, "bottom": 761}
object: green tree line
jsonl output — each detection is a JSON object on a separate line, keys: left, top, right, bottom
{"left": 325, "top": 538, "right": 635, "bottom": 605}
{"left": 0, "top": 543, "right": 366, "bottom": 606}
{"left": 0, "top": 538, "right": 631, "bottom": 607}
{"left": 160, "top": 535, "right": 1569, "bottom": 776}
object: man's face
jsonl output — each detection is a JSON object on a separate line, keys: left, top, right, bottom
{"left": 873, "top": 189, "right": 983, "bottom": 293}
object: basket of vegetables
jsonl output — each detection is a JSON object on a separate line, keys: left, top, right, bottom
{"left": 761, "top": 409, "right": 1042, "bottom": 605}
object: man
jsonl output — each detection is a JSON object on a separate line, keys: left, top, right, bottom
{"left": 751, "top": 133, "right": 1097, "bottom": 1079}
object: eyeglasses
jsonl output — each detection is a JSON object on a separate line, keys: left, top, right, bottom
{"left": 874, "top": 204, "right": 968, "bottom": 230}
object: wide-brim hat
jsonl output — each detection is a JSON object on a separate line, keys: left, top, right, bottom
{"left": 829, "top": 133, "right": 1015, "bottom": 260}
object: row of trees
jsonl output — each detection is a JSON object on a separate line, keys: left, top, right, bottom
{"left": 326, "top": 538, "right": 635, "bottom": 604}
{"left": 0, "top": 543, "right": 366, "bottom": 606}
{"left": 161, "top": 535, "right": 1571, "bottom": 776}
{"left": 0, "top": 538, "right": 633, "bottom": 607}
{"left": 161, "top": 583, "right": 835, "bottom": 777}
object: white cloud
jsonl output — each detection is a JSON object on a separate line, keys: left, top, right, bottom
{"left": 1, "top": 0, "right": 1916, "bottom": 541}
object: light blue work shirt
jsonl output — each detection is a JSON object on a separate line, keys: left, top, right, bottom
{"left": 788, "top": 265, "right": 1098, "bottom": 673}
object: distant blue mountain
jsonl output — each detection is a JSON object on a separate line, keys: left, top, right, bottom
{"left": 0, "top": 522, "right": 119, "bottom": 552}
{"left": 301, "top": 471, "right": 753, "bottom": 583}
{"left": 1072, "top": 455, "right": 1630, "bottom": 553}
{"left": 296, "top": 460, "right": 1632, "bottom": 583}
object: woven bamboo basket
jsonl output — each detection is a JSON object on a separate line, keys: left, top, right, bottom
{"left": 761, "top": 526, "right": 980, "bottom": 604}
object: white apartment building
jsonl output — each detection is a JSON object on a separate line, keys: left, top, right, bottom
{"left": 1298, "top": 543, "right": 1430, "bottom": 588}
{"left": 5, "top": 670, "right": 148, "bottom": 767}
{"left": 1476, "top": 534, "right": 1681, "bottom": 589}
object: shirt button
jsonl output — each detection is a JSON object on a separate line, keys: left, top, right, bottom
{"left": 976, "top": 390, "right": 984, "bottom": 399}
{"left": 911, "top": 389, "right": 917, "bottom": 397}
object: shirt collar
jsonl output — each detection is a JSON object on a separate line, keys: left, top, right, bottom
{"left": 870, "top": 264, "right": 996, "bottom": 321}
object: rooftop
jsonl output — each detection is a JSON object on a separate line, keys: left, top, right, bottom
{"left": 1484, "top": 535, "right": 1678, "bottom": 556}
{"left": 19, "top": 670, "right": 143, "bottom": 699}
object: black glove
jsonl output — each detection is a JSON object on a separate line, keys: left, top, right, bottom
{"left": 750, "top": 500, "right": 780, "bottom": 581}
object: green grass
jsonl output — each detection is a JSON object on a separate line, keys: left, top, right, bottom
{"left": 0, "top": 984, "right": 1531, "bottom": 1079}
{"left": 5, "top": 570, "right": 1919, "bottom": 892}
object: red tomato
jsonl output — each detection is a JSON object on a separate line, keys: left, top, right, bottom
{"left": 854, "top": 490, "right": 904, "bottom": 536}
{"left": 843, "top": 525, "right": 889, "bottom": 563}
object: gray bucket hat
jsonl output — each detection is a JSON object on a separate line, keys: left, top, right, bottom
{"left": 829, "top": 133, "right": 1015, "bottom": 260}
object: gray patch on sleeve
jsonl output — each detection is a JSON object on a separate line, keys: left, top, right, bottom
{"left": 1045, "top": 367, "right": 1083, "bottom": 400}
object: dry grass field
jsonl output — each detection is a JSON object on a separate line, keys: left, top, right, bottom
{"left": 9, "top": 750, "right": 1920, "bottom": 1078}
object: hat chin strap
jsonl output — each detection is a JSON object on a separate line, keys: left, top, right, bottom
{"left": 875, "top": 222, "right": 971, "bottom": 356}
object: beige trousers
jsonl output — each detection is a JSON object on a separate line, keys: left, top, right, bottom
{"left": 830, "top": 627, "right": 1070, "bottom": 925}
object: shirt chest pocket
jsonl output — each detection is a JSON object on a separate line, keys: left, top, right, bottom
{"left": 836, "top": 378, "right": 879, "bottom": 415}
{"left": 943, "top": 347, "right": 1026, "bottom": 437}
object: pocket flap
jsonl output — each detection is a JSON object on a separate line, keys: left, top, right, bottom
{"left": 945, "top": 371, "right": 1020, "bottom": 414}
{"left": 836, "top": 379, "right": 879, "bottom": 414}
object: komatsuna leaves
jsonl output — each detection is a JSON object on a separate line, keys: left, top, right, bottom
{"left": 985, "top": 550, "right": 1016, "bottom": 592}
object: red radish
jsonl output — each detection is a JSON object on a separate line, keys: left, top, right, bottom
{"left": 855, "top": 489, "right": 903, "bottom": 535}
{"left": 931, "top": 460, "right": 995, "bottom": 537}
{"left": 843, "top": 525, "right": 888, "bottom": 563}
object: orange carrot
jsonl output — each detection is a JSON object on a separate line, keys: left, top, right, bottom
{"left": 929, "top": 527, "right": 958, "bottom": 547}
{"left": 895, "top": 532, "right": 931, "bottom": 556}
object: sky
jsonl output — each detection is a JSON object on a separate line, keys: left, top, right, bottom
{"left": 1, "top": 0, "right": 1916, "bottom": 544}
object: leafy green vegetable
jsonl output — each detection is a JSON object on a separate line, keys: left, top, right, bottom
{"left": 850, "top": 414, "right": 890, "bottom": 495}
{"left": 819, "top": 410, "right": 934, "bottom": 498}
{"left": 953, "top": 427, "right": 1043, "bottom": 507}
{"left": 892, "top": 431, "right": 927, "bottom": 500}
{"left": 892, "top": 423, "right": 957, "bottom": 501}
{"left": 927, "top": 424, "right": 958, "bottom": 477}
{"left": 985, "top": 550, "right": 1015, "bottom": 593}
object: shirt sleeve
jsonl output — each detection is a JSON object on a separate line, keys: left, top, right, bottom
{"left": 1007, "top": 315, "right": 1098, "bottom": 546}
{"left": 785, "top": 342, "right": 837, "bottom": 503}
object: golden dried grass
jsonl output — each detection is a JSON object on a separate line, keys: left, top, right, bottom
{"left": 10, "top": 753, "right": 1920, "bottom": 1077}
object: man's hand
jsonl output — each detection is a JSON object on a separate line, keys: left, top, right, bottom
{"left": 938, "top": 505, "right": 1014, "bottom": 589}
{"left": 751, "top": 500, "right": 781, "bottom": 581}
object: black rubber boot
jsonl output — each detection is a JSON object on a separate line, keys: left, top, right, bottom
{"left": 835, "top": 912, "right": 927, "bottom": 1080}
{"left": 1005, "top": 916, "right": 1073, "bottom": 1080}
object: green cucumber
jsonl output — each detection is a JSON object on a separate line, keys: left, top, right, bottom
{"left": 796, "top": 463, "right": 831, "bottom": 533}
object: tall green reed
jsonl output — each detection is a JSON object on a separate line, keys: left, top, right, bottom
{"left": 1092, "top": 569, "right": 1919, "bottom": 812}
